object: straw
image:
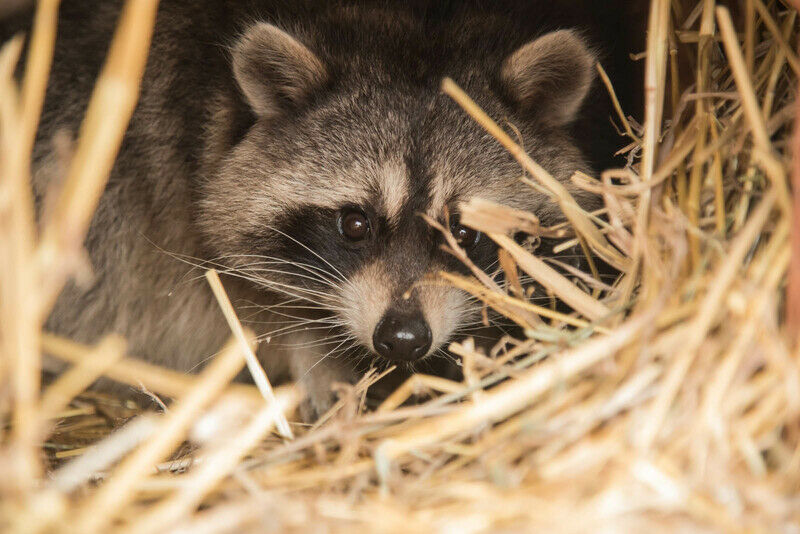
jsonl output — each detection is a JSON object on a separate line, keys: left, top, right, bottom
{"left": 69, "top": 336, "right": 250, "bottom": 534}
{"left": 205, "top": 269, "right": 294, "bottom": 439}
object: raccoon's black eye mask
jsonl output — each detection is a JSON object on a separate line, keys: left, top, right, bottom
{"left": 336, "top": 205, "right": 483, "bottom": 258}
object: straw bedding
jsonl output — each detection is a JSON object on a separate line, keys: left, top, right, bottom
{"left": 1, "top": 0, "right": 799, "bottom": 532}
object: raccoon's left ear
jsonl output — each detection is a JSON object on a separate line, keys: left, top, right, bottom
{"left": 501, "top": 29, "right": 596, "bottom": 126}
{"left": 232, "top": 22, "right": 328, "bottom": 117}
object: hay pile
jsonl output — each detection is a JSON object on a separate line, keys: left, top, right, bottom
{"left": 1, "top": 0, "right": 799, "bottom": 532}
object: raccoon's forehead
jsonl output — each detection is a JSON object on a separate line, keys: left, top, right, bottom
{"left": 269, "top": 156, "right": 529, "bottom": 226}
{"left": 272, "top": 107, "right": 536, "bottom": 217}
{"left": 252, "top": 156, "right": 407, "bottom": 220}
{"left": 240, "top": 87, "right": 565, "bottom": 225}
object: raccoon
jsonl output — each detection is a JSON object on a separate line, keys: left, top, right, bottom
{"left": 5, "top": 1, "right": 639, "bottom": 418}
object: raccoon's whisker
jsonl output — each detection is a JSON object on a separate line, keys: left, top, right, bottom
{"left": 302, "top": 337, "right": 358, "bottom": 378}
{"left": 222, "top": 271, "right": 339, "bottom": 304}
{"left": 441, "top": 350, "right": 460, "bottom": 366}
{"left": 450, "top": 325, "right": 490, "bottom": 334}
{"left": 183, "top": 347, "right": 229, "bottom": 375}
{"left": 271, "top": 314, "right": 345, "bottom": 327}
{"left": 250, "top": 315, "right": 346, "bottom": 334}
{"left": 236, "top": 298, "right": 314, "bottom": 322}
{"left": 251, "top": 279, "right": 338, "bottom": 303}
{"left": 238, "top": 255, "right": 345, "bottom": 287}
{"left": 269, "top": 332, "right": 356, "bottom": 350}
{"left": 236, "top": 302, "right": 340, "bottom": 324}
{"left": 251, "top": 283, "right": 335, "bottom": 305}
{"left": 177, "top": 270, "right": 233, "bottom": 288}
{"left": 253, "top": 321, "right": 345, "bottom": 341}
{"left": 262, "top": 316, "right": 347, "bottom": 330}
{"left": 454, "top": 322, "right": 495, "bottom": 330}
{"left": 150, "top": 243, "right": 349, "bottom": 301}
{"left": 175, "top": 266, "right": 314, "bottom": 300}
{"left": 206, "top": 253, "right": 343, "bottom": 285}
{"left": 178, "top": 252, "right": 338, "bottom": 285}
{"left": 450, "top": 326, "right": 494, "bottom": 337}
{"left": 237, "top": 310, "right": 335, "bottom": 326}
{"left": 245, "top": 274, "right": 344, "bottom": 301}
{"left": 165, "top": 254, "right": 317, "bottom": 294}
{"left": 326, "top": 337, "right": 362, "bottom": 357}
{"left": 455, "top": 314, "right": 496, "bottom": 326}
{"left": 248, "top": 322, "right": 342, "bottom": 340}
{"left": 241, "top": 317, "right": 308, "bottom": 329}
{"left": 168, "top": 259, "right": 342, "bottom": 305}
{"left": 302, "top": 346, "right": 358, "bottom": 366}
{"left": 253, "top": 305, "right": 346, "bottom": 323}
{"left": 328, "top": 348, "right": 364, "bottom": 375}
{"left": 270, "top": 303, "right": 346, "bottom": 312}
{"left": 223, "top": 269, "right": 338, "bottom": 299}
{"left": 250, "top": 271, "right": 343, "bottom": 295}
{"left": 453, "top": 317, "right": 485, "bottom": 325}
{"left": 141, "top": 239, "right": 233, "bottom": 282}
{"left": 235, "top": 297, "right": 305, "bottom": 312}
{"left": 258, "top": 324, "right": 341, "bottom": 346}
{"left": 328, "top": 349, "right": 362, "bottom": 369}
{"left": 251, "top": 320, "right": 337, "bottom": 340}
{"left": 263, "top": 225, "right": 348, "bottom": 284}
{"left": 276, "top": 330, "right": 354, "bottom": 345}
{"left": 352, "top": 349, "right": 373, "bottom": 371}
{"left": 234, "top": 261, "right": 337, "bottom": 282}
{"left": 235, "top": 263, "right": 344, "bottom": 292}
{"left": 241, "top": 298, "right": 349, "bottom": 316}
{"left": 249, "top": 260, "right": 345, "bottom": 290}
{"left": 484, "top": 259, "right": 500, "bottom": 272}
{"left": 452, "top": 332, "right": 498, "bottom": 342}
{"left": 430, "top": 346, "right": 460, "bottom": 367}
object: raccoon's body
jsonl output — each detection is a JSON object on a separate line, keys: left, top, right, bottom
{"left": 5, "top": 1, "right": 640, "bottom": 417}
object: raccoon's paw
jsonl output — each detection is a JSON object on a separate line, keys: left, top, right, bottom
{"left": 287, "top": 336, "right": 359, "bottom": 422}
{"left": 298, "top": 387, "right": 338, "bottom": 423}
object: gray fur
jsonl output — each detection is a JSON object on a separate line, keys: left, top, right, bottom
{"left": 7, "top": 1, "right": 636, "bottom": 418}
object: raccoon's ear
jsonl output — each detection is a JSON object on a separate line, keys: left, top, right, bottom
{"left": 232, "top": 22, "right": 328, "bottom": 117}
{"left": 501, "top": 29, "right": 596, "bottom": 126}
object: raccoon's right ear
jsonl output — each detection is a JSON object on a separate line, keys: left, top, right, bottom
{"left": 232, "top": 22, "right": 328, "bottom": 117}
{"left": 501, "top": 29, "right": 596, "bottom": 126}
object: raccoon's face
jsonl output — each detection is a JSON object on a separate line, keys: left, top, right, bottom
{"left": 199, "top": 20, "right": 597, "bottom": 364}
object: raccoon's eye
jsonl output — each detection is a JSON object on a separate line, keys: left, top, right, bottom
{"left": 450, "top": 217, "right": 481, "bottom": 250}
{"left": 338, "top": 208, "right": 371, "bottom": 241}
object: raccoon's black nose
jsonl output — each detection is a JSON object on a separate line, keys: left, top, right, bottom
{"left": 373, "top": 311, "right": 432, "bottom": 362}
